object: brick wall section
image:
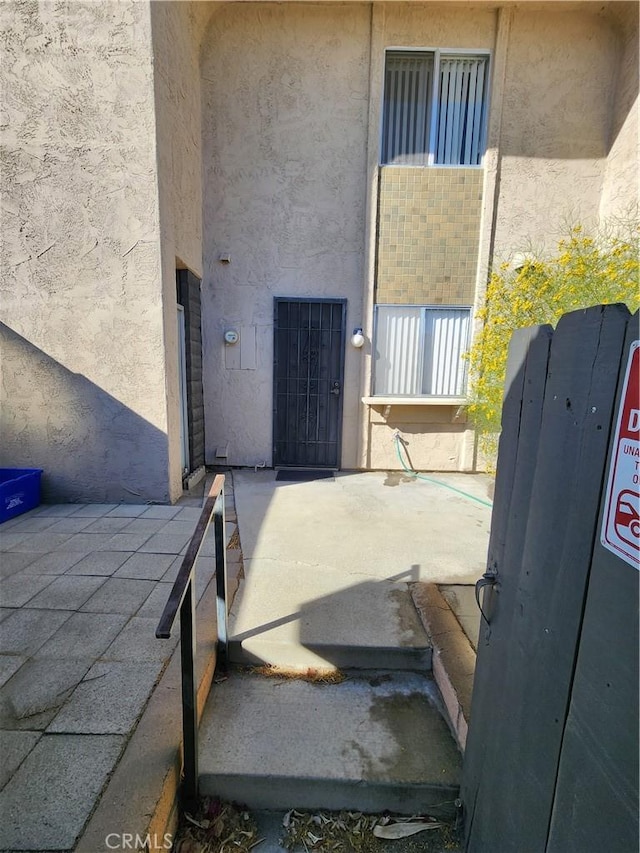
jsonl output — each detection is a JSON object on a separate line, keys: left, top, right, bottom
{"left": 376, "top": 167, "right": 483, "bottom": 305}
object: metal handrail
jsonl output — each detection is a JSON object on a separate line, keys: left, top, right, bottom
{"left": 155, "top": 473, "right": 228, "bottom": 810}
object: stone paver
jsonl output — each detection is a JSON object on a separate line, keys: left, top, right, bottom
{"left": 0, "top": 731, "right": 41, "bottom": 792}
{"left": 8, "top": 531, "right": 74, "bottom": 552}
{"left": 118, "top": 517, "right": 168, "bottom": 535}
{"left": 80, "top": 577, "right": 156, "bottom": 615}
{"left": 0, "top": 655, "right": 27, "bottom": 689}
{"left": 0, "top": 531, "right": 30, "bottom": 549}
{"left": 4, "top": 515, "right": 59, "bottom": 533}
{"left": 35, "top": 504, "right": 84, "bottom": 518}
{"left": 55, "top": 532, "right": 119, "bottom": 552}
{"left": 21, "top": 550, "right": 89, "bottom": 575}
{"left": 48, "top": 660, "right": 164, "bottom": 734}
{"left": 136, "top": 581, "right": 173, "bottom": 619}
{"left": 140, "top": 505, "right": 181, "bottom": 519}
{"left": 100, "top": 531, "right": 153, "bottom": 551}
{"left": 0, "top": 733, "right": 125, "bottom": 850}
{"left": 0, "top": 552, "right": 40, "bottom": 576}
{"left": 0, "top": 657, "right": 94, "bottom": 730}
{"left": 138, "top": 532, "right": 191, "bottom": 554}
{"left": 45, "top": 517, "right": 95, "bottom": 534}
{"left": 37, "top": 612, "right": 129, "bottom": 659}
{"left": 0, "top": 480, "right": 237, "bottom": 851}
{"left": 114, "top": 552, "right": 176, "bottom": 581}
{"left": 103, "top": 617, "right": 179, "bottom": 662}
{"left": 68, "top": 504, "right": 119, "bottom": 517}
{"left": 65, "top": 549, "right": 134, "bottom": 576}
{"left": 0, "top": 572, "right": 57, "bottom": 606}
{"left": 81, "top": 516, "right": 134, "bottom": 534}
{"left": 106, "top": 504, "right": 148, "bottom": 518}
{"left": 27, "top": 575, "right": 107, "bottom": 610}
{"left": 0, "top": 608, "right": 74, "bottom": 655}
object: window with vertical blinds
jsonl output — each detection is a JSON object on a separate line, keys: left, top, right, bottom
{"left": 374, "top": 305, "right": 471, "bottom": 397}
{"left": 382, "top": 51, "right": 489, "bottom": 166}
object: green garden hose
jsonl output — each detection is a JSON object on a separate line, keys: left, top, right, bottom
{"left": 393, "top": 433, "right": 493, "bottom": 509}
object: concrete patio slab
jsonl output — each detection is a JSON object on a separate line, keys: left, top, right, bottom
{"left": 230, "top": 566, "right": 431, "bottom": 670}
{"left": 0, "top": 733, "right": 125, "bottom": 850}
{"left": 233, "top": 469, "right": 490, "bottom": 584}
{"left": 120, "top": 517, "right": 171, "bottom": 535}
{"left": 47, "top": 660, "right": 164, "bottom": 734}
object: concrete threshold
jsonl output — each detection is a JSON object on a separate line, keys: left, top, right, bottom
{"left": 199, "top": 669, "right": 461, "bottom": 816}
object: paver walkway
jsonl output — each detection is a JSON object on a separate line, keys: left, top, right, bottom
{"left": 0, "top": 494, "right": 215, "bottom": 852}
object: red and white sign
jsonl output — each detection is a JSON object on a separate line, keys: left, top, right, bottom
{"left": 601, "top": 340, "right": 640, "bottom": 569}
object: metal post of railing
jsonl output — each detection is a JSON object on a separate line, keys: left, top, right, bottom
{"left": 179, "top": 577, "right": 198, "bottom": 812}
{"left": 155, "top": 473, "right": 226, "bottom": 813}
{"left": 214, "top": 489, "right": 228, "bottom": 667}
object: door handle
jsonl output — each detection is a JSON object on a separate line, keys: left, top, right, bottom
{"left": 330, "top": 381, "right": 341, "bottom": 396}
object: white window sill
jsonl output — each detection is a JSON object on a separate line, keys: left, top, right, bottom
{"left": 362, "top": 396, "right": 467, "bottom": 407}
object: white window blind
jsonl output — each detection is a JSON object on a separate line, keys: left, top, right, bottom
{"left": 374, "top": 306, "right": 470, "bottom": 396}
{"left": 382, "top": 53, "right": 433, "bottom": 165}
{"left": 381, "top": 51, "right": 489, "bottom": 167}
{"left": 436, "top": 56, "right": 487, "bottom": 166}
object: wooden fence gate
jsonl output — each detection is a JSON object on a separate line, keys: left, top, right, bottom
{"left": 462, "top": 304, "right": 639, "bottom": 852}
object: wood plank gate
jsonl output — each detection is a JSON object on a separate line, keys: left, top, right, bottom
{"left": 462, "top": 304, "right": 639, "bottom": 852}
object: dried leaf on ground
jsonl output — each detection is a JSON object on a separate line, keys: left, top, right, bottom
{"left": 251, "top": 665, "right": 346, "bottom": 684}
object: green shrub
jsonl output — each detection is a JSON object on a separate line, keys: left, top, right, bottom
{"left": 467, "top": 220, "right": 640, "bottom": 468}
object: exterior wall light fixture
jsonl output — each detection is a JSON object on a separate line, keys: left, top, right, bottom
{"left": 351, "top": 327, "right": 365, "bottom": 348}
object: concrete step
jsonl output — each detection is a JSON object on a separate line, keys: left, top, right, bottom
{"left": 199, "top": 669, "right": 461, "bottom": 815}
{"left": 228, "top": 564, "right": 432, "bottom": 671}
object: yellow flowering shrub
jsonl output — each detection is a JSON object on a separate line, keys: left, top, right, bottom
{"left": 467, "top": 222, "right": 640, "bottom": 468}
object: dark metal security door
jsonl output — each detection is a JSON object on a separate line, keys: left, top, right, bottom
{"left": 273, "top": 298, "right": 346, "bottom": 468}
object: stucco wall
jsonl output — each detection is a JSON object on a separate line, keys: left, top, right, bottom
{"left": 0, "top": 0, "right": 170, "bottom": 502}
{"left": 151, "top": 0, "right": 207, "bottom": 499}
{"left": 200, "top": 2, "right": 371, "bottom": 468}
{"left": 493, "top": 7, "right": 618, "bottom": 256}
{"left": 599, "top": 3, "right": 639, "bottom": 221}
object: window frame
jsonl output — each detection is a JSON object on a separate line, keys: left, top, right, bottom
{"left": 380, "top": 47, "right": 492, "bottom": 168}
{"left": 372, "top": 303, "right": 473, "bottom": 399}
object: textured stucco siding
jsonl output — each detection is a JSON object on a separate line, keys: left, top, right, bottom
{"left": 201, "top": 2, "right": 371, "bottom": 468}
{"left": 493, "top": 8, "right": 618, "bottom": 255}
{"left": 599, "top": 4, "right": 639, "bottom": 220}
{"left": 0, "top": 0, "right": 168, "bottom": 502}
{"left": 151, "top": 0, "right": 206, "bottom": 499}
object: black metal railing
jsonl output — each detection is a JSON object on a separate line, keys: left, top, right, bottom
{"left": 156, "top": 474, "right": 228, "bottom": 810}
